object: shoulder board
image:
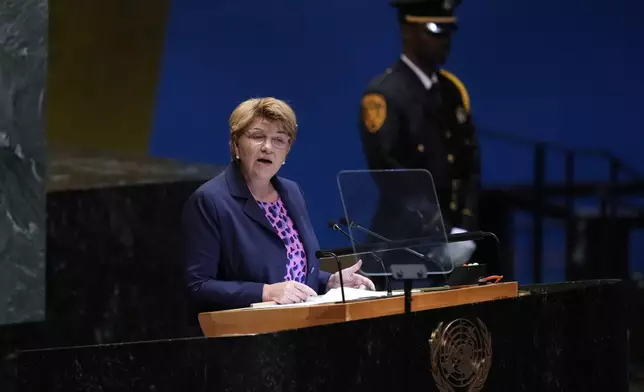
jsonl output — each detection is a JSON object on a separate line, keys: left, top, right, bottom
{"left": 439, "top": 69, "right": 471, "bottom": 113}
{"left": 367, "top": 67, "right": 395, "bottom": 90}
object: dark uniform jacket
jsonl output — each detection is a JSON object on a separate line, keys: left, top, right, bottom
{"left": 359, "top": 58, "right": 480, "bottom": 234}
{"left": 357, "top": 59, "right": 480, "bottom": 285}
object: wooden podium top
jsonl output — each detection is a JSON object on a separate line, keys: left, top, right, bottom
{"left": 198, "top": 282, "right": 518, "bottom": 338}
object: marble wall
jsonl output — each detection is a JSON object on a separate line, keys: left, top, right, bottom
{"left": 0, "top": 152, "right": 219, "bottom": 390}
{"left": 0, "top": 0, "right": 47, "bottom": 325}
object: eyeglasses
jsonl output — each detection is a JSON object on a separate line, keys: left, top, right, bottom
{"left": 244, "top": 131, "right": 290, "bottom": 150}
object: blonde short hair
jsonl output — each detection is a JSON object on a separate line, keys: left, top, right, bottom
{"left": 229, "top": 97, "right": 298, "bottom": 161}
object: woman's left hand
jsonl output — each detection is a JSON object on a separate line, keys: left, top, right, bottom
{"left": 327, "top": 259, "right": 376, "bottom": 291}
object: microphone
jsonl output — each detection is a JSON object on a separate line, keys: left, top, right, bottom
{"left": 339, "top": 218, "right": 498, "bottom": 248}
{"left": 313, "top": 233, "right": 493, "bottom": 260}
{"left": 314, "top": 245, "right": 346, "bottom": 304}
{"left": 338, "top": 217, "right": 448, "bottom": 275}
{"left": 328, "top": 220, "right": 391, "bottom": 296}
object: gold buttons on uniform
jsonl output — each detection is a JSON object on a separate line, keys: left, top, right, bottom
{"left": 417, "top": 144, "right": 425, "bottom": 152}
{"left": 447, "top": 154, "right": 454, "bottom": 163}
{"left": 462, "top": 209, "right": 473, "bottom": 217}
{"left": 450, "top": 201, "right": 457, "bottom": 211}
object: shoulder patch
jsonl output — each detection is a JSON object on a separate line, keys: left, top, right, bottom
{"left": 361, "top": 93, "right": 387, "bottom": 133}
{"left": 439, "top": 69, "right": 471, "bottom": 113}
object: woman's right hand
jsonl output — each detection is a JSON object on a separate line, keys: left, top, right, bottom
{"left": 262, "top": 281, "right": 317, "bottom": 304}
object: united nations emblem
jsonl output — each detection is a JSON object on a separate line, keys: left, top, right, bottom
{"left": 429, "top": 318, "right": 492, "bottom": 392}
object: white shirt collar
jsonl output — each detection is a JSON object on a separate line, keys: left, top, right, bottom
{"left": 400, "top": 54, "right": 438, "bottom": 90}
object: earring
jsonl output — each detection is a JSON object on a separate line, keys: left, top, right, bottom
{"left": 236, "top": 155, "right": 239, "bottom": 159}
{"left": 282, "top": 161, "right": 285, "bottom": 165}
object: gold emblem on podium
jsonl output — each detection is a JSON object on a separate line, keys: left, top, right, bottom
{"left": 429, "top": 318, "right": 492, "bottom": 392}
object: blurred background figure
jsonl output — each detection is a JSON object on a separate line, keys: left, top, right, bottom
{"left": 358, "top": 0, "right": 479, "bottom": 289}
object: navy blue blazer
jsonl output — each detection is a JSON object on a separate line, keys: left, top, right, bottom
{"left": 181, "top": 162, "right": 332, "bottom": 311}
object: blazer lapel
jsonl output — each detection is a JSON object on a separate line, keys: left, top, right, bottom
{"left": 243, "top": 199, "right": 276, "bottom": 233}
{"left": 225, "top": 163, "right": 277, "bottom": 234}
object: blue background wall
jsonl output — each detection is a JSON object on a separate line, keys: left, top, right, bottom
{"left": 150, "top": 0, "right": 644, "bottom": 282}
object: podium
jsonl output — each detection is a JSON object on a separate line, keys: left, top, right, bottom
{"left": 198, "top": 282, "right": 518, "bottom": 337}
{"left": 14, "top": 279, "right": 629, "bottom": 391}
{"left": 10, "top": 170, "right": 630, "bottom": 390}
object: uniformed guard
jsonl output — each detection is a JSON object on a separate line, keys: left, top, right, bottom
{"left": 358, "top": 0, "right": 480, "bottom": 284}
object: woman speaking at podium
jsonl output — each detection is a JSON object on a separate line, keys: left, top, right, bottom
{"left": 181, "top": 97, "right": 375, "bottom": 312}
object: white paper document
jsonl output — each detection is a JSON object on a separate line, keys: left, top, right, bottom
{"left": 306, "top": 287, "right": 389, "bottom": 304}
{"left": 250, "top": 287, "right": 419, "bottom": 309}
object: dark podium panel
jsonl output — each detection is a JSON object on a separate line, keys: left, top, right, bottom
{"left": 15, "top": 280, "right": 628, "bottom": 392}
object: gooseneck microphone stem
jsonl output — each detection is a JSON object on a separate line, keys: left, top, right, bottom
{"left": 339, "top": 217, "right": 496, "bottom": 245}
{"left": 319, "top": 251, "right": 345, "bottom": 303}
{"left": 339, "top": 217, "right": 499, "bottom": 270}
{"left": 328, "top": 221, "right": 392, "bottom": 296}
{"left": 339, "top": 218, "right": 447, "bottom": 275}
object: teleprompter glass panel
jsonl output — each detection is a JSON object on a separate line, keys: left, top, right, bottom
{"left": 336, "top": 169, "right": 453, "bottom": 277}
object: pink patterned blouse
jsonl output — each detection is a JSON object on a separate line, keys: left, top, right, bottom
{"left": 256, "top": 198, "right": 308, "bottom": 283}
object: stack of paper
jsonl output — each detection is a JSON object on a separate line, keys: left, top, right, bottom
{"left": 305, "top": 287, "right": 390, "bottom": 304}
{"left": 250, "top": 287, "right": 421, "bottom": 309}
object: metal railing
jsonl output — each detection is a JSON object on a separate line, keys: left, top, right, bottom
{"left": 478, "top": 128, "right": 643, "bottom": 283}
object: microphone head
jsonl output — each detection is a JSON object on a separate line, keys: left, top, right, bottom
{"left": 327, "top": 220, "right": 338, "bottom": 229}
{"left": 338, "top": 217, "right": 349, "bottom": 226}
